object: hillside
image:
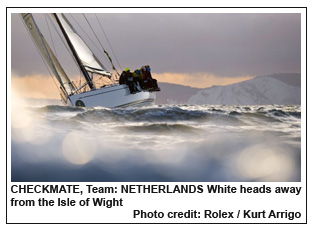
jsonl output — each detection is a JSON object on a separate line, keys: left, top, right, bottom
{"left": 155, "top": 82, "right": 202, "bottom": 104}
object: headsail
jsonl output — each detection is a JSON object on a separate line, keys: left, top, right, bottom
{"left": 53, "top": 13, "right": 112, "bottom": 77}
{"left": 20, "top": 13, "right": 75, "bottom": 95}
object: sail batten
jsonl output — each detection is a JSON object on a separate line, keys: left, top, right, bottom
{"left": 54, "top": 13, "right": 111, "bottom": 77}
{"left": 21, "top": 13, "right": 75, "bottom": 94}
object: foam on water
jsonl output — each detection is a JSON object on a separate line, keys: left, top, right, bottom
{"left": 11, "top": 104, "right": 301, "bottom": 182}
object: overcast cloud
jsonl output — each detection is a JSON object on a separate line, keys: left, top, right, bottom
{"left": 11, "top": 13, "right": 301, "bottom": 79}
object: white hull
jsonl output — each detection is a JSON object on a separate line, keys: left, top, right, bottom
{"left": 68, "top": 84, "right": 156, "bottom": 108}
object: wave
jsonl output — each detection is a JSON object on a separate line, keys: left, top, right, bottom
{"left": 31, "top": 105, "right": 86, "bottom": 113}
{"left": 27, "top": 104, "right": 301, "bottom": 129}
{"left": 66, "top": 105, "right": 213, "bottom": 123}
{"left": 12, "top": 104, "right": 301, "bottom": 182}
{"left": 121, "top": 123, "right": 205, "bottom": 134}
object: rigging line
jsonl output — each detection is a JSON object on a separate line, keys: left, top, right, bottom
{"left": 83, "top": 13, "right": 119, "bottom": 75}
{"left": 68, "top": 13, "right": 109, "bottom": 64}
{"left": 82, "top": 13, "right": 111, "bottom": 65}
{"left": 47, "top": 14, "right": 79, "bottom": 71}
{"left": 82, "top": 14, "right": 104, "bottom": 52}
{"left": 19, "top": 14, "right": 62, "bottom": 96}
{"left": 95, "top": 13, "right": 123, "bottom": 72}
{"left": 44, "top": 14, "right": 57, "bottom": 59}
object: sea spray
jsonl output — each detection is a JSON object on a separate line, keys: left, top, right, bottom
{"left": 11, "top": 104, "right": 301, "bottom": 182}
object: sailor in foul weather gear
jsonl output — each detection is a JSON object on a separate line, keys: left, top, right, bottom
{"left": 120, "top": 65, "right": 160, "bottom": 93}
{"left": 140, "top": 65, "right": 160, "bottom": 91}
{"left": 123, "top": 68, "right": 136, "bottom": 94}
{"left": 119, "top": 71, "right": 127, "bottom": 84}
{"left": 133, "top": 69, "right": 142, "bottom": 91}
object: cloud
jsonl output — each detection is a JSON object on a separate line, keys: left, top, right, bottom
{"left": 11, "top": 74, "right": 61, "bottom": 99}
{"left": 11, "top": 13, "right": 301, "bottom": 79}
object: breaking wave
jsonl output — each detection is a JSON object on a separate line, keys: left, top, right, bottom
{"left": 32, "top": 104, "right": 300, "bottom": 124}
{"left": 11, "top": 104, "right": 301, "bottom": 182}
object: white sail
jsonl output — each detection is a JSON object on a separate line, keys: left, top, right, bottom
{"left": 54, "top": 13, "right": 111, "bottom": 77}
{"left": 21, "top": 13, "right": 75, "bottom": 95}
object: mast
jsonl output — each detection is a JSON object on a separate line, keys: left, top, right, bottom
{"left": 53, "top": 13, "right": 95, "bottom": 90}
{"left": 20, "top": 13, "right": 75, "bottom": 95}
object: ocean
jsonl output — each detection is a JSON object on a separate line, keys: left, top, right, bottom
{"left": 11, "top": 103, "right": 301, "bottom": 182}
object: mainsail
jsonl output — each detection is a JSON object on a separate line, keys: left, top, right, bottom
{"left": 53, "top": 13, "right": 111, "bottom": 77}
{"left": 21, "top": 13, "right": 75, "bottom": 95}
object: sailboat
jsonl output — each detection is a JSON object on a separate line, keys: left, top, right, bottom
{"left": 21, "top": 13, "right": 158, "bottom": 108}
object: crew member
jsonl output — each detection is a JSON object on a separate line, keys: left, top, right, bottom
{"left": 119, "top": 70, "right": 127, "bottom": 84}
{"left": 142, "top": 65, "right": 160, "bottom": 91}
{"left": 124, "top": 68, "right": 136, "bottom": 94}
{"left": 147, "top": 66, "right": 160, "bottom": 91}
{"left": 133, "top": 69, "right": 142, "bottom": 90}
{"left": 140, "top": 66, "right": 149, "bottom": 89}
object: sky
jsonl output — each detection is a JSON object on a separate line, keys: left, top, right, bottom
{"left": 10, "top": 11, "right": 301, "bottom": 99}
